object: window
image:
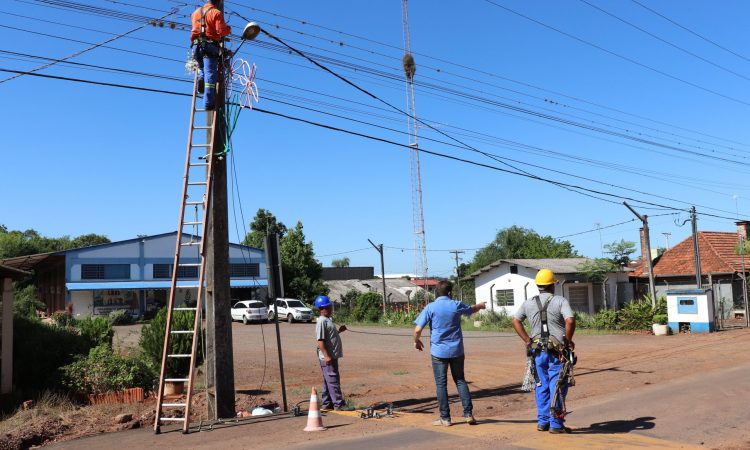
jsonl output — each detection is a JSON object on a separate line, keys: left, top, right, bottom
{"left": 152, "top": 264, "right": 199, "bottom": 279}
{"left": 510, "top": 265, "right": 518, "bottom": 274}
{"left": 495, "top": 289, "right": 515, "bottom": 306}
{"left": 230, "top": 263, "right": 260, "bottom": 277}
{"left": 81, "top": 264, "right": 130, "bottom": 280}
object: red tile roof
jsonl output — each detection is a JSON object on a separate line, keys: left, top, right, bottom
{"left": 633, "top": 232, "right": 746, "bottom": 277}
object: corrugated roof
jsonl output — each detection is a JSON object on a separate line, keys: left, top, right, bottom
{"left": 468, "top": 258, "right": 597, "bottom": 278}
{"left": 0, "top": 252, "right": 61, "bottom": 271}
{"left": 0, "top": 264, "right": 31, "bottom": 279}
{"left": 632, "top": 231, "right": 746, "bottom": 277}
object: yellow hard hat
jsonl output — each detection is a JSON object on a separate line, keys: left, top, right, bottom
{"left": 535, "top": 269, "right": 556, "bottom": 286}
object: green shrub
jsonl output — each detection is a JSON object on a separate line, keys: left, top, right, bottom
{"left": 479, "top": 310, "right": 514, "bottom": 329}
{"left": 77, "top": 316, "right": 114, "bottom": 348}
{"left": 617, "top": 299, "right": 654, "bottom": 330}
{"left": 574, "top": 312, "right": 596, "bottom": 329}
{"left": 593, "top": 309, "right": 618, "bottom": 330}
{"left": 109, "top": 309, "right": 134, "bottom": 326}
{"left": 61, "top": 344, "right": 155, "bottom": 395}
{"left": 351, "top": 292, "right": 384, "bottom": 323}
{"left": 51, "top": 311, "right": 76, "bottom": 328}
{"left": 139, "top": 307, "right": 203, "bottom": 378}
{"left": 12, "top": 284, "right": 45, "bottom": 319}
{"left": 652, "top": 314, "right": 668, "bottom": 325}
{"left": 380, "top": 309, "right": 419, "bottom": 326}
{"left": 13, "top": 316, "right": 91, "bottom": 392}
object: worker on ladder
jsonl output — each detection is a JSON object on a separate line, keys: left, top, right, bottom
{"left": 190, "top": 0, "right": 232, "bottom": 110}
{"left": 512, "top": 269, "right": 576, "bottom": 434}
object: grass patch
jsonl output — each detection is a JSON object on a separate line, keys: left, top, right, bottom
{"left": 392, "top": 369, "right": 409, "bottom": 376}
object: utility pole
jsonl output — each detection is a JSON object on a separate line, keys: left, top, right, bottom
{"left": 690, "top": 206, "right": 702, "bottom": 289}
{"left": 450, "top": 250, "right": 464, "bottom": 300}
{"left": 265, "top": 233, "right": 288, "bottom": 412}
{"left": 735, "top": 195, "right": 750, "bottom": 328}
{"left": 662, "top": 232, "right": 671, "bottom": 250}
{"left": 368, "top": 239, "right": 387, "bottom": 315}
{"left": 624, "top": 202, "right": 656, "bottom": 306}
{"left": 596, "top": 222, "right": 603, "bottom": 257}
{"left": 204, "top": 34, "right": 235, "bottom": 420}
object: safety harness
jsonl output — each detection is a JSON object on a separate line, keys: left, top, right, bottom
{"left": 193, "top": 5, "right": 217, "bottom": 48}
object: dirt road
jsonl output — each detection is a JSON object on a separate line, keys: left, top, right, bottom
{"left": 55, "top": 322, "right": 750, "bottom": 449}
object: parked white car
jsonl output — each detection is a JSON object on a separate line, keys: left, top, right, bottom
{"left": 268, "top": 298, "right": 313, "bottom": 323}
{"left": 231, "top": 300, "right": 268, "bottom": 325}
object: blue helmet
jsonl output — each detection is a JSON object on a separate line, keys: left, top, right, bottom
{"left": 314, "top": 295, "right": 332, "bottom": 309}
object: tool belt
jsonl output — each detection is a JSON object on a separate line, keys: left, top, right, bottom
{"left": 530, "top": 335, "right": 564, "bottom": 354}
{"left": 192, "top": 38, "right": 220, "bottom": 47}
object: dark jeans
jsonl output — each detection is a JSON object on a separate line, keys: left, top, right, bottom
{"left": 319, "top": 358, "right": 344, "bottom": 408}
{"left": 431, "top": 355, "right": 473, "bottom": 420}
{"left": 192, "top": 42, "right": 220, "bottom": 109}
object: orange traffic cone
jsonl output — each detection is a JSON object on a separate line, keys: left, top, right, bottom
{"left": 303, "top": 386, "right": 327, "bottom": 432}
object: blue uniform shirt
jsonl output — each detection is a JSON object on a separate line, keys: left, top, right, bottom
{"left": 415, "top": 296, "right": 473, "bottom": 358}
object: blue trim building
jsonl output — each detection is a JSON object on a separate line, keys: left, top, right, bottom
{"left": 2, "top": 232, "right": 267, "bottom": 317}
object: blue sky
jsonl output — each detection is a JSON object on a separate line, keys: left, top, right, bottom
{"left": 3, "top": 0, "right": 750, "bottom": 276}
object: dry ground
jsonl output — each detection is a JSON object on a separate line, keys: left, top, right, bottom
{"left": 7, "top": 321, "right": 750, "bottom": 449}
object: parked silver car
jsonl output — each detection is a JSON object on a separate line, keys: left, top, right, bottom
{"left": 231, "top": 300, "right": 268, "bottom": 325}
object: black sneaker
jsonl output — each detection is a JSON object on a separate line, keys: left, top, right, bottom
{"left": 537, "top": 423, "right": 550, "bottom": 431}
{"left": 334, "top": 405, "right": 355, "bottom": 411}
{"left": 549, "top": 426, "right": 572, "bottom": 434}
{"left": 197, "top": 79, "right": 205, "bottom": 94}
{"left": 320, "top": 404, "right": 334, "bottom": 411}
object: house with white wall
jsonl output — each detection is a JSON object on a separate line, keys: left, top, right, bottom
{"left": 467, "top": 258, "right": 632, "bottom": 315}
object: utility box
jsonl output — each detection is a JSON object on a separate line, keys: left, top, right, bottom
{"left": 666, "top": 289, "right": 715, "bottom": 333}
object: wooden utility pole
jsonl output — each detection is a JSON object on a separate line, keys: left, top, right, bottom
{"left": 368, "top": 239, "right": 387, "bottom": 315}
{"left": 204, "top": 53, "right": 235, "bottom": 420}
{"left": 450, "top": 250, "right": 464, "bottom": 301}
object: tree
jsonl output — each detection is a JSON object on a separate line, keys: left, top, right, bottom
{"left": 280, "top": 221, "right": 328, "bottom": 301}
{"left": 577, "top": 258, "right": 619, "bottom": 283}
{"left": 604, "top": 239, "right": 636, "bottom": 267}
{"left": 70, "top": 234, "right": 111, "bottom": 249}
{"left": 331, "top": 257, "right": 350, "bottom": 268}
{"left": 242, "top": 208, "right": 288, "bottom": 249}
{"left": 466, "top": 226, "right": 578, "bottom": 274}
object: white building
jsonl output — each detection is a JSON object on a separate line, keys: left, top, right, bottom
{"left": 468, "top": 258, "right": 632, "bottom": 315}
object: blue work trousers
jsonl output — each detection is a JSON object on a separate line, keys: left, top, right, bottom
{"left": 534, "top": 350, "right": 568, "bottom": 429}
{"left": 431, "top": 355, "right": 473, "bottom": 420}
{"left": 319, "top": 358, "right": 345, "bottom": 409}
{"left": 192, "top": 42, "right": 221, "bottom": 109}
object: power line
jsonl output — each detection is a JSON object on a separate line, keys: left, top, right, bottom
{"left": 630, "top": 0, "right": 750, "bottom": 64}
{"left": 230, "top": 1, "right": 750, "bottom": 149}
{"left": 578, "top": 0, "right": 750, "bottom": 82}
{"left": 554, "top": 219, "right": 636, "bottom": 239}
{"left": 7, "top": 65, "right": 750, "bottom": 223}
{"left": 483, "top": 0, "right": 750, "bottom": 108}
{"left": 8, "top": 12, "right": 750, "bottom": 167}
{"left": 19, "top": 0, "right": 750, "bottom": 155}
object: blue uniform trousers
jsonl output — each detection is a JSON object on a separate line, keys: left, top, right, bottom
{"left": 534, "top": 350, "right": 568, "bottom": 429}
{"left": 192, "top": 42, "right": 221, "bottom": 109}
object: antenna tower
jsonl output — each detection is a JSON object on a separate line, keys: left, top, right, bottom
{"left": 401, "top": 0, "right": 429, "bottom": 291}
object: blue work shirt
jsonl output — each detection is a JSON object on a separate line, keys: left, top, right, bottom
{"left": 415, "top": 296, "right": 473, "bottom": 358}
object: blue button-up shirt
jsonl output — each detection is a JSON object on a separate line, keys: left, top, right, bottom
{"left": 415, "top": 296, "right": 473, "bottom": 358}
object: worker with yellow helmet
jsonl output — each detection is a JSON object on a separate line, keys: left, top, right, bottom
{"left": 512, "top": 268, "right": 576, "bottom": 434}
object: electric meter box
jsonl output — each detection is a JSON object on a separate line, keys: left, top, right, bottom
{"left": 665, "top": 289, "right": 715, "bottom": 333}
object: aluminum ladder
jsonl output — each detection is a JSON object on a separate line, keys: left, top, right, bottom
{"left": 154, "top": 70, "right": 219, "bottom": 434}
